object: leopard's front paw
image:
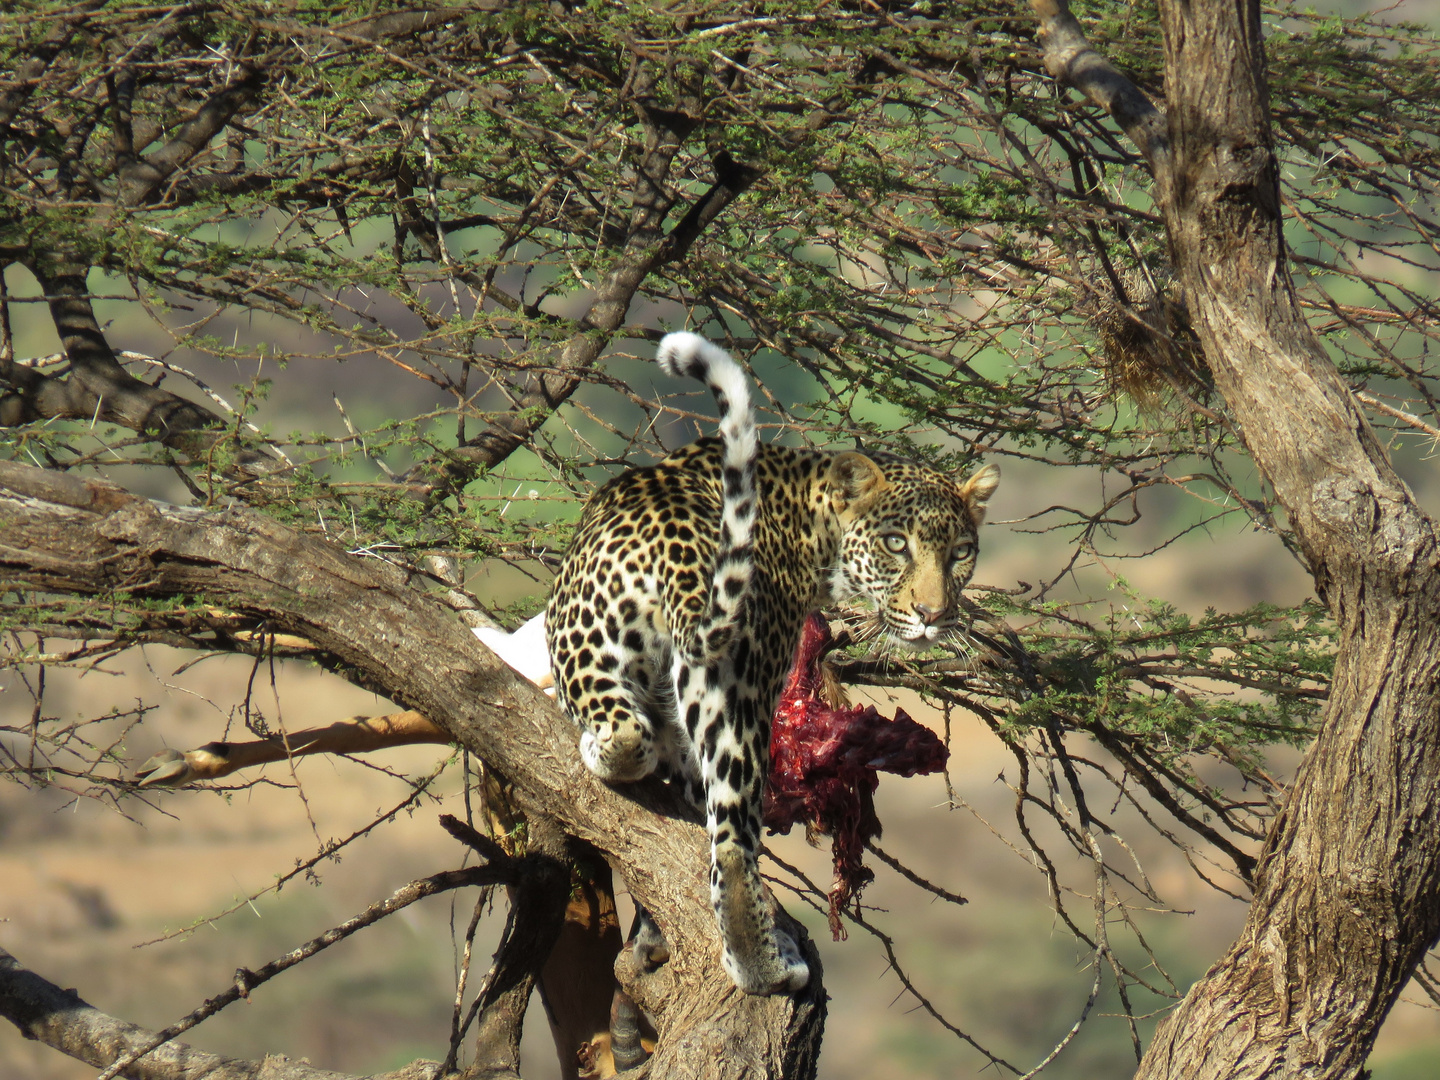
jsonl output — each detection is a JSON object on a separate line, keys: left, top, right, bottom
{"left": 579, "top": 717, "right": 657, "bottom": 782}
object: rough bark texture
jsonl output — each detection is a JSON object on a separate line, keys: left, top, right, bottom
{"left": 1032, "top": 1, "right": 1440, "bottom": 1077}
{"left": 0, "top": 460, "right": 825, "bottom": 1080}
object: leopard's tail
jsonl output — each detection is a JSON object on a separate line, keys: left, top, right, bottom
{"left": 656, "top": 332, "right": 758, "bottom": 659}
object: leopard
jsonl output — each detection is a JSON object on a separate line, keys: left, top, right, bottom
{"left": 545, "top": 331, "right": 1000, "bottom": 995}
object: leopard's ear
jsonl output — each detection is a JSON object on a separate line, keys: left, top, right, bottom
{"left": 828, "top": 451, "right": 890, "bottom": 515}
{"left": 959, "top": 462, "right": 1000, "bottom": 527}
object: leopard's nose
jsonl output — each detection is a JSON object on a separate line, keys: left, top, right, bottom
{"left": 914, "top": 602, "right": 945, "bottom": 626}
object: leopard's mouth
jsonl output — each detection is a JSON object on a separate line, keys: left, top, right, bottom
{"left": 837, "top": 604, "right": 955, "bottom": 648}
{"left": 888, "top": 616, "right": 955, "bottom": 647}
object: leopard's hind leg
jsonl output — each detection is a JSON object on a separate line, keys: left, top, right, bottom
{"left": 674, "top": 652, "right": 809, "bottom": 995}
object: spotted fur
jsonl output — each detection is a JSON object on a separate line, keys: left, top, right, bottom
{"left": 546, "top": 332, "right": 1000, "bottom": 995}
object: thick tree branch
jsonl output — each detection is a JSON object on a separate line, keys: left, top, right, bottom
{"left": 1, "top": 266, "right": 275, "bottom": 469}
{"left": 117, "top": 63, "right": 266, "bottom": 207}
{"left": 439, "top": 815, "right": 571, "bottom": 1079}
{"left": 1029, "top": 0, "right": 1170, "bottom": 180}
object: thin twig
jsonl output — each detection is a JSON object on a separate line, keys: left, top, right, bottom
{"left": 96, "top": 865, "right": 506, "bottom": 1080}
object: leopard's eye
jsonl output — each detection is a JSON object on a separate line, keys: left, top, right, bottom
{"left": 950, "top": 541, "right": 976, "bottom": 565}
{"left": 881, "top": 533, "right": 908, "bottom": 555}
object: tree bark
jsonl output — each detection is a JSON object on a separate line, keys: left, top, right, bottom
{"left": 1031, "top": 1, "right": 1440, "bottom": 1077}
{"left": 0, "top": 460, "right": 824, "bottom": 1080}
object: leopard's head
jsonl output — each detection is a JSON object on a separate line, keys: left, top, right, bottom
{"left": 825, "top": 452, "right": 1000, "bottom": 644}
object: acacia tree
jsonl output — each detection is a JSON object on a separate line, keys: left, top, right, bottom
{"left": 1, "top": 2, "right": 1438, "bottom": 1079}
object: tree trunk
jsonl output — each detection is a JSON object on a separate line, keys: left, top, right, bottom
{"left": 1033, "top": 0, "right": 1440, "bottom": 1076}
{"left": 1141, "top": 4, "right": 1440, "bottom": 1074}
{"left": 0, "top": 461, "right": 824, "bottom": 1080}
